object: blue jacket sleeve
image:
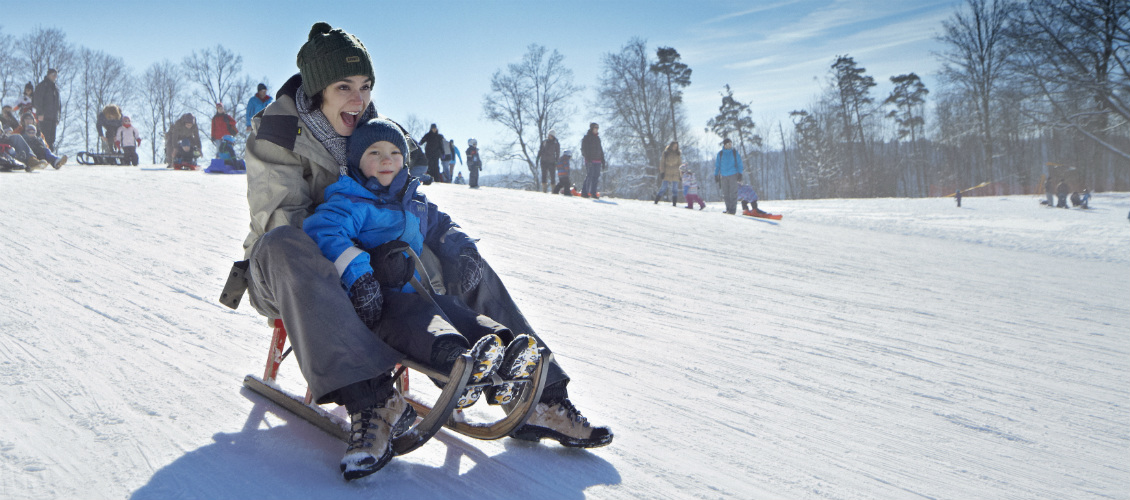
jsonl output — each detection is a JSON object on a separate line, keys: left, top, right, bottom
{"left": 714, "top": 152, "right": 721, "bottom": 176}
{"left": 302, "top": 195, "right": 373, "bottom": 292}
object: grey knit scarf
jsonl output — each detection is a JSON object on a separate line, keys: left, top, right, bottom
{"left": 294, "top": 85, "right": 376, "bottom": 174}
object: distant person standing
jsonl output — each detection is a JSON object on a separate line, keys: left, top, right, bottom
{"left": 553, "top": 149, "right": 574, "bottom": 196}
{"left": 418, "top": 123, "right": 446, "bottom": 182}
{"left": 1044, "top": 176, "right": 1054, "bottom": 206}
{"left": 714, "top": 138, "right": 743, "bottom": 214}
{"left": 114, "top": 115, "right": 142, "bottom": 166}
{"left": 466, "top": 138, "right": 482, "bottom": 188}
{"left": 955, "top": 189, "right": 962, "bottom": 207}
{"left": 580, "top": 122, "right": 604, "bottom": 198}
{"left": 654, "top": 141, "right": 682, "bottom": 206}
{"left": 246, "top": 83, "right": 273, "bottom": 133}
{"left": 539, "top": 130, "right": 560, "bottom": 193}
{"left": 1055, "top": 179, "right": 1069, "bottom": 208}
{"left": 211, "top": 103, "right": 239, "bottom": 148}
{"left": 32, "top": 69, "right": 61, "bottom": 149}
{"left": 444, "top": 139, "right": 461, "bottom": 183}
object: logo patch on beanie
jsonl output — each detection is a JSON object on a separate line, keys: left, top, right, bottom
{"left": 346, "top": 56, "right": 360, "bottom": 63}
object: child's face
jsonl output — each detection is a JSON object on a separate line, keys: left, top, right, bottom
{"left": 359, "top": 140, "right": 404, "bottom": 187}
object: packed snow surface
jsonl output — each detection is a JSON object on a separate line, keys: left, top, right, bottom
{"left": 1, "top": 166, "right": 1127, "bottom": 500}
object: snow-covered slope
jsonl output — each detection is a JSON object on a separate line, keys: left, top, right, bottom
{"left": 1, "top": 166, "right": 1127, "bottom": 500}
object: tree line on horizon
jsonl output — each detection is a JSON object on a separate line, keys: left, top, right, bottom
{"left": 2, "top": 0, "right": 1125, "bottom": 198}
{"left": 481, "top": 0, "right": 1128, "bottom": 200}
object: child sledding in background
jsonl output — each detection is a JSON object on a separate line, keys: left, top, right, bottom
{"left": 216, "top": 135, "right": 239, "bottom": 167}
{"left": 553, "top": 149, "right": 574, "bottom": 196}
{"left": 302, "top": 117, "right": 541, "bottom": 477}
{"left": 737, "top": 183, "right": 761, "bottom": 214}
{"left": 680, "top": 163, "right": 705, "bottom": 209}
{"left": 114, "top": 115, "right": 141, "bottom": 166}
{"left": 173, "top": 138, "right": 198, "bottom": 168}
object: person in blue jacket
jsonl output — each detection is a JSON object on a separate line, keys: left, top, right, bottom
{"left": 302, "top": 118, "right": 546, "bottom": 478}
{"left": 245, "top": 83, "right": 273, "bottom": 132}
{"left": 714, "top": 138, "right": 744, "bottom": 214}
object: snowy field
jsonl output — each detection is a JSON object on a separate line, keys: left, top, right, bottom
{"left": 1, "top": 166, "right": 1127, "bottom": 500}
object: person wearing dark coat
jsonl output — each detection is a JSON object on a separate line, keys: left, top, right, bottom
{"left": 538, "top": 131, "right": 560, "bottom": 192}
{"left": 32, "top": 69, "right": 61, "bottom": 149}
{"left": 164, "top": 113, "right": 202, "bottom": 167}
{"left": 417, "top": 123, "right": 446, "bottom": 182}
{"left": 1055, "top": 179, "right": 1069, "bottom": 208}
{"left": 580, "top": 122, "right": 605, "bottom": 198}
{"left": 96, "top": 105, "right": 123, "bottom": 153}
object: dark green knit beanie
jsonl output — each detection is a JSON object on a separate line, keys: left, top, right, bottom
{"left": 296, "top": 22, "right": 375, "bottom": 96}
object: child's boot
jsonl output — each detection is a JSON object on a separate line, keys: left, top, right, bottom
{"left": 456, "top": 334, "right": 504, "bottom": 409}
{"left": 486, "top": 335, "right": 540, "bottom": 405}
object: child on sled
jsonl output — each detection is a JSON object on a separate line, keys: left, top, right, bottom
{"left": 302, "top": 118, "right": 540, "bottom": 477}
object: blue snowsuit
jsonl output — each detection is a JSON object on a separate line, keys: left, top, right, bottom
{"left": 303, "top": 166, "right": 510, "bottom": 369}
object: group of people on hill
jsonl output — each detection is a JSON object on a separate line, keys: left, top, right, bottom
{"left": 414, "top": 123, "right": 482, "bottom": 187}
{"left": 536, "top": 123, "right": 608, "bottom": 198}
{"left": 1043, "top": 176, "right": 1091, "bottom": 209}
{"left": 536, "top": 129, "right": 765, "bottom": 214}
{"left": 0, "top": 71, "right": 68, "bottom": 171}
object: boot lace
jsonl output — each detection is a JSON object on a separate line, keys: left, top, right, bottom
{"left": 552, "top": 398, "right": 589, "bottom": 427}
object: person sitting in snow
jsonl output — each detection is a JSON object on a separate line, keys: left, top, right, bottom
{"left": 680, "top": 163, "right": 705, "bottom": 209}
{"left": 18, "top": 118, "right": 67, "bottom": 169}
{"left": 173, "top": 138, "right": 197, "bottom": 167}
{"left": 303, "top": 117, "right": 544, "bottom": 479}
{"left": 453, "top": 171, "right": 466, "bottom": 184}
{"left": 216, "top": 135, "right": 239, "bottom": 167}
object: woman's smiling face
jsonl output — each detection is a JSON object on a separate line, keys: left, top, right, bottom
{"left": 320, "top": 75, "right": 372, "bottom": 137}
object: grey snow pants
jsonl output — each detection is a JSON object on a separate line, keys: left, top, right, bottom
{"left": 246, "top": 225, "right": 570, "bottom": 406}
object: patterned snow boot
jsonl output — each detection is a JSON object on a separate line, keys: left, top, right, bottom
{"left": 486, "top": 335, "right": 540, "bottom": 405}
{"left": 455, "top": 334, "right": 504, "bottom": 409}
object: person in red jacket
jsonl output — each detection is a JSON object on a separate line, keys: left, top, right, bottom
{"left": 211, "top": 103, "right": 239, "bottom": 147}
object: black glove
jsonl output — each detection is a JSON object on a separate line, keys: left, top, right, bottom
{"left": 349, "top": 273, "right": 383, "bottom": 329}
{"left": 454, "top": 247, "right": 484, "bottom": 294}
{"left": 367, "top": 240, "right": 414, "bottom": 290}
{"left": 715, "top": 175, "right": 721, "bottom": 186}
{"left": 737, "top": 173, "right": 743, "bottom": 182}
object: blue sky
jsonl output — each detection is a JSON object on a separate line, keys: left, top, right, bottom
{"left": 11, "top": 0, "right": 959, "bottom": 164}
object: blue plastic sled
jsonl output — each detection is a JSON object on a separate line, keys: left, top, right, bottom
{"left": 204, "top": 158, "right": 246, "bottom": 174}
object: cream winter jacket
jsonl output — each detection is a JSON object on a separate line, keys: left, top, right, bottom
{"left": 242, "top": 88, "right": 341, "bottom": 258}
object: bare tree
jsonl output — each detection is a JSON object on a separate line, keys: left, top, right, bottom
{"left": 1010, "top": 0, "right": 1129, "bottom": 161}
{"left": 596, "top": 38, "right": 671, "bottom": 174}
{"left": 182, "top": 45, "right": 246, "bottom": 119}
{"left": 75, "top": 48, "right": 132, "bottom": 152}
{"left": 139, "top": 60, "right": 185, "bottom": 163}
{"left": 650, "top": 47, "right": 692, "bottom": 144}
{"left": 16, "top": 26, "right": 76, "bottom": 150}
{"left": 482, "top": 44, "right": 581, "bottom": 188}
{"left": 0, "top": 26, "right": 19, "bottom": 105}
{"left": 938, "top": 0, "right": 1018, "bottom": 179}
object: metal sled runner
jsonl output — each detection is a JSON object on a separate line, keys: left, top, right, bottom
{"left": 243, "top": 318, "right": 550, "bottom": 454}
